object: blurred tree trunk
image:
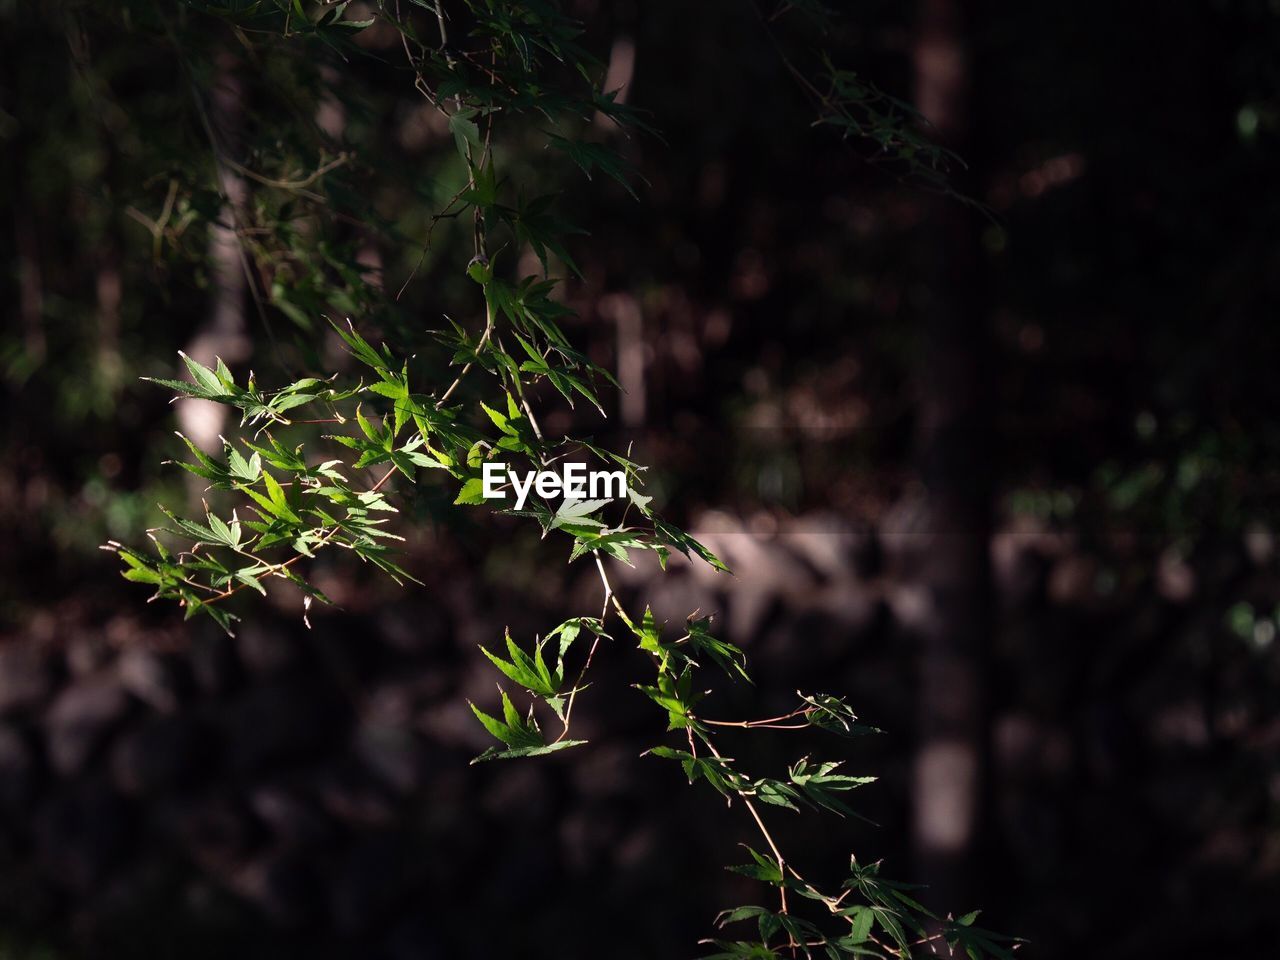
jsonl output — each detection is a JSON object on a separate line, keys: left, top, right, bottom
{"left": 178, "top": 49, "right": 250, "bottom": 453}
{"left": 909, "top": 0, "right": 992, "bottom": 915}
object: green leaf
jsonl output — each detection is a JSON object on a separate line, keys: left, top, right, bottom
{"left": 548, "top": 498, "right": 610, "bottom": 534}
{"left": 788, "top": 758, "right": 877, "bottom": 821}
{"left": 480, "top": 399, "right": 512, "bottom": 434}
{"left": 684, "top": 615, "right": 750, "bottom": 682}
{"left": 180, "top": 351, "right": 232, "bottom": 395}
{"left": 205, "top": 511, "right": 241, "bottom": 549}
{"left": 233, "top": 567, "right": 269, "bottom": 595}
{"left": 468, "top": 689, "right": 584, "bottom": 764}
{"left": 479, "top": 629, "right": 560, "bottom": 697}
{"left": 116, "top": 549, "right": 165, "bottom": 585}
{"left": 227, "top": 446, "right": 262, "bottom": 483}
{"left": 470, "top": 694, "right": 533, "bottom": 747}
{"left": 546, "top": 133, "right": 639, "bottom": 199}
{"left": 462, "top": 154, "right": 499, "bottom": 207}
{"left": 843, "top": 906, "right": 875, "bottom": 946}
{"left": 454, "top": 476, "right": 487, "bottom": 505}
{"left": 727, "top": 847, "right": 784, "bottom": 886}
{"left": 260, "top": 471, "right": 302, "bottom": 523}
{"left": 469, "top": 740, "right": 586, "bottom": 764}
{"left": 647, "top": 746, "right": 740, "bottom": 798}
{"left": 747, "top": 778, "right": 803, "bottom": 812}
{"left": 568, "top": 530, "right": 643, "bottom": 565}
{"left": 654, "top": 517, "right": 731, "bottom": 574}
{"left": 170, "top": 432, "right": 231, "bottom": 485}
{"left": 634, "top": 665, "right": 703, "bottom": 730}
{"left": 799, "top": 693, "right": 882, "bottom": 737}
{"left": 330, "top": 318, "right": 391, "bottom": 372}
{"left": 448, "top": 109, "right": 481, "bottom": 161}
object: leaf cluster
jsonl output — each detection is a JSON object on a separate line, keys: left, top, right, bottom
{"left": 107, "top": 3, "right": 1012, "bottom": 956}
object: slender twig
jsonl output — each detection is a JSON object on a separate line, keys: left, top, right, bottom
{"left": 497, "top": 333, "right": 546, "bottom": 446}
{"left": 592, "top": 551, "right": 612, "bottom": 614}
{"left": 369, "top": 465, "right": 398, "bottom": 494}
{"left": 218, "top": 151, "right": 350, "bottom": 196}
{"left": 395, "top": 180, "right": 473, "bottom": 301}
{"left": 202, "top": 523, "right": 340, "bottom": 606}
{"left": 704, "top": 735, "right": 790, "bottom": 919}
{"left": 432, "top": 0, "right": 450, "bottom": 52}
{"left": 556, "top": 630, "right": 599, "bottom": 743}
{"left": 555, "top": 551, "right": 614, "bottom": 741}
{"left": 200, "top": 465, "right": 395, "bottom": 606}
{"left": 438, "top": 296, "right": 494, "bottom": 403}
{"left": 700, "top": 707, "right": 811, "bottom": 730}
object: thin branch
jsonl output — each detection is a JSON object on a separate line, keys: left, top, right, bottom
{"left": 593, "top": 551, "right": 615, "bottom": 622}
{"left": 395, "top": 180, "right": 472, "bottom": 301}
{"left": 368, "top": 465, "right": 398, "bottom": 494}
{"left": 438, "top": 295, "right": 494, "bottom": 403}
{"left": 700, "top": 707, "right": 811, "bottom": 730}
{"left": 555, "top": 550, "right": 614, "bottom": 741}
{"left": 218, "top": 151, "right": 350, "bottom": 197}
{"left": 704, "top": 735, "right": 790, "bottom": 919}
{"left": 202, "top": 522, "right": 341, "bottom": 606}
{"left": 199, "top": 464, "right": 395, "bottom": 607}
{"left": 556, "top": 631, "right": 599, "bottom": 743}
{"left": 498, "top": 333, "right": 546, "bottom": 446}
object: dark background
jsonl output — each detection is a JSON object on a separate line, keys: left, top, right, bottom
{"left": 2, "top": 0, "right": 1279, "bottom": 957}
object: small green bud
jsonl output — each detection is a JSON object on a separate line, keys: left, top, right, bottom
{"left": 466, "top": 255, "right": 491, "bottom": 284}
